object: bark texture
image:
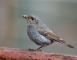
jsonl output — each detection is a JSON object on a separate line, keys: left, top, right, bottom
{"left": 0, "top": 47, "right": 77, "bottom": 60}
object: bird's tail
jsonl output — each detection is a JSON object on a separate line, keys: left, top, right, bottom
{"left": 57, "top": 39, "right": 74, "bottom": 49}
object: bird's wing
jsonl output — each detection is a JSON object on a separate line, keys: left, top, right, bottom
{"left": 38, "top": 28, "right": 60, "bottom": 40}
{"left": 38, "top": 27, "right": 66, "bottom": 43}
{"left": 38, "top": 28, "right": 74, "bottom": 48}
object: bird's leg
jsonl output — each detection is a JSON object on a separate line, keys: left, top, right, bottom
{"left": 28, "top": 46, "right": 45, "bottom": 51}
{"left": 28, "top": 48, "right": 36, "bottom": 51}
{"left": 28, "top": 46, "right": 46, "bottom": 51}
{"left": 36, "top": 45, "right": 47, "bottom": 51}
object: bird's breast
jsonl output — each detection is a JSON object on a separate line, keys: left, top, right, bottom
{"left": 27, "top": 25, "right": 54, "bottom": 46}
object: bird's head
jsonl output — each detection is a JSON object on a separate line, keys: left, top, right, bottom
{"left": 22, "top": 15, "right": 39, "bottom": 25}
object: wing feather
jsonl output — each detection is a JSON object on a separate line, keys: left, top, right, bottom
{"left": 38, "top": 28, "right": 74, "bottom": 48}
{"left": 38, "top": 28, "right": 59, "bottom": 40}
{"left": 38, "top": 28, "right": 66, "bottom": 43}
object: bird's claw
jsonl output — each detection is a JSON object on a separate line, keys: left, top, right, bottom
{"left": 28, "top": 48, "right": 42, "bottom": 51}
{"left": 28, "top": 49, "right": 35, "bottom": 51}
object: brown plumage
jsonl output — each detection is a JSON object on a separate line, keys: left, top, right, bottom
{"left": 38, "top": 26, "right": 74, "bottom": 48}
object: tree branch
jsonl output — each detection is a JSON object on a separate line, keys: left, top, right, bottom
{"left": 0, "top": 47, "right": 77, "bottom": 60}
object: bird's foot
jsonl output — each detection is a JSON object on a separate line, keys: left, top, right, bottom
{"left": 36, "top": 49, "right": 42, "bottom": 51}
{"left": 28, "top": 48, "right": 42, "bottom": 51}
{"left": 28, "top": 49, "right": 35, "bottom": 51}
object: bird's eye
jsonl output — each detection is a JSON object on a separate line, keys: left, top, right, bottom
{"left": 31, "top": 17, "right": 35, "bottom": 20}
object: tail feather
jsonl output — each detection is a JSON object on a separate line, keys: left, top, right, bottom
{"left": 66, "top": 44, "right": 74, "bottom": 48}
{"left": 57, "top": 39, "right": 74, "bottom": 49}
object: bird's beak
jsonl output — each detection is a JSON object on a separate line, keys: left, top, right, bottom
{"left": 22, "top": 15, "right": 28, "bottom": 19}
{"left": 22, "top": 15, "right": 33, "bottom": 23}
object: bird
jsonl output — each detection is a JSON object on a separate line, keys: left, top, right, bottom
{"left": 22, "top": 15, "right": 74, "bottom": 51}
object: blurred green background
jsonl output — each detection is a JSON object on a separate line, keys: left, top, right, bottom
{"left": 0, "top": 0, "right": 77, "bottom": 55}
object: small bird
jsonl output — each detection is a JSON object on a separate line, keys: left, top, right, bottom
{"left": 22, "top": 15, "right": 74, "bottom": 51}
